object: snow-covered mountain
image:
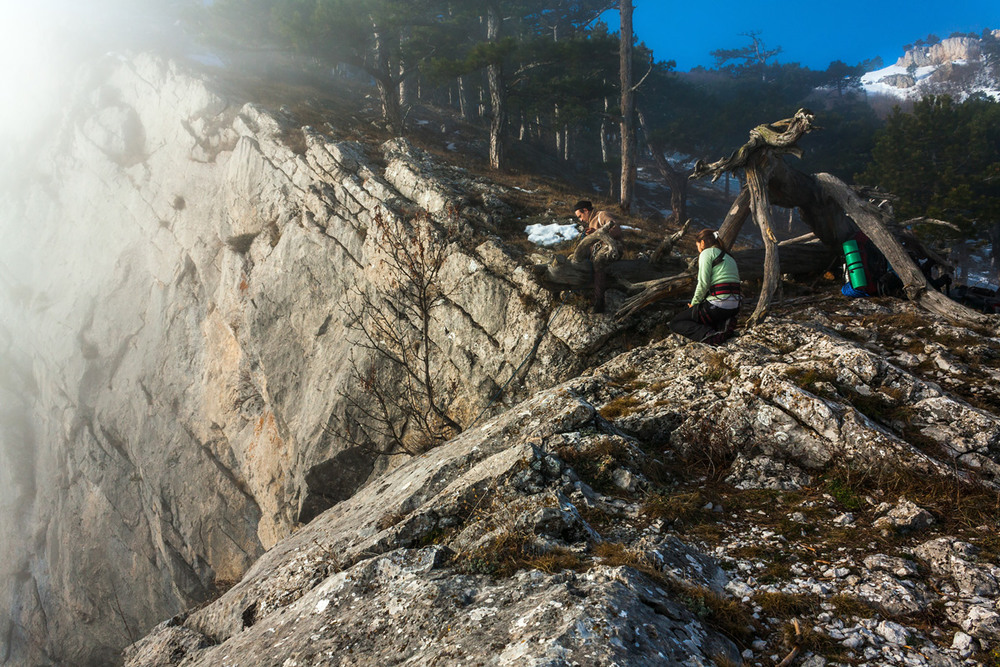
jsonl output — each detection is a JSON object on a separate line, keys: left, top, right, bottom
{"left": 862, "top": 30, "right": 1000, "bottom": 101}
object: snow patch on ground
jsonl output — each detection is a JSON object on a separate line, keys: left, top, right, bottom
{"left": 525, "top": 222, "right": 581, "bottom": 247}
{"left": 861, "top": 62, "right": 1000, "bottom": 101}
{"left": 860, "top": 64, "right": 936, "bottom": 99}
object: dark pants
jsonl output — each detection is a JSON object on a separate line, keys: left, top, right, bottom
{"left": 670, "top": 302, "right": 738, "bottom": 342}
{"left": 593, "top": 267, "right": 607, "bottom": 312}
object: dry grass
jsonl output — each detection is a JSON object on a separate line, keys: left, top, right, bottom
{"left": 376, "top": 511, "right": 406, "bottom": 531}
{"left": 556, "top": 436, "right": 637, "bottom": 496}
{"left": 754, "top": 591, "right": 817, "bottom": 618}
{"left": 675, "top": 583, "right": 757, "bottom": 645}
{"left": 641, "top": 491, "right": 710, "bottom": 525}
{"left": 877, "top": 311, "right": 928, "bottom": 330}
{"left": 702, "top": 352, "right": 733, "bottom": 382}
{"left": 455, "top": 531, "right": 583, "bottom": 577}
{"left": 594, "top": 541, "right": 650, "bottom": 568}
{"left": 829, "top": 593, "right": 881, "bottom": 620}
{"left": 784, "top": 366, "right": 838, "bottom": 391}
{"left": 973, "top": 647, "right": 1000, "bottom": 667}
{"left": 674, "top": 420, "right": 740, "bottom": 482}
{"left": 822, "top": 462, "right": 1000, "bottom": 533}
{"left": 599, "top": 394, "right": 644, "bottom": 419}
{"left": 783, "top": 622, "right": 848, "bottom": 659}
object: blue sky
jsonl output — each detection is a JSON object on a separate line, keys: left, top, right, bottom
{"left": 604, "top": 1, "right": 1000, "bottom": 71}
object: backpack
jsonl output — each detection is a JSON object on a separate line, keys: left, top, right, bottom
{"left": 842, "top": 231, "right": 889, "bottom": 296}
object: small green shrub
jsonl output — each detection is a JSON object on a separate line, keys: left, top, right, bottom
{"left": 823, "top": 473, "right": 863, "bottom": 511}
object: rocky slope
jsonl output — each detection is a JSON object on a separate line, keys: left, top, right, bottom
{"left": 0, "top": 54, "right": 635, "bottom": 665}
{"left": 126, "top": 298, "right": 1000, "bottom": 666}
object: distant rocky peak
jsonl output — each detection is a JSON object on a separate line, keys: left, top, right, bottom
{"left": 896, "top": 30, "right": 1000, "bottom": 68}
{"left": 862, "top": 29, "right": 1000, "bottom": 101}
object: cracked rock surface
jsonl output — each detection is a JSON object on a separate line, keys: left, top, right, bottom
{"left": 0, "top": 54, "right": 641, "bottom": 665}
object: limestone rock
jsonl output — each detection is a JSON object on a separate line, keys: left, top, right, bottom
{"left": 124, "top": 383, "right": 741, "bottom": 666}
{"left": 878, "top": 73, "right": 916, "bottom": 89}
{"left": 961, "top": 606, "right": 1000, "bottom": 646}
{"left": 725, "top": 453, "right": 812, "bottom": 490}
{"left": 897, "top": 37, "right": 983, "bottom": 68}
{"left": 914, "top": 537, "right": 1000, "bottom": 597}
{"left": 4, "top": 47, "right": 1000, "bottom": 667}
{"left": 872, "top": 497, "right": 935, "bottom": 533}
{"left": 0, "top": 53, "right": 629, "bottom": 664}
{"left": 862, "top": 554, "right": 920, "bottom": 578}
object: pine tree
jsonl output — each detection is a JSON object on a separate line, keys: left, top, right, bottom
{"left": 858, "top": 95, "right": 1000, "bottom": 271}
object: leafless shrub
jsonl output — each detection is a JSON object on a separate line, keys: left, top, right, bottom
{"left": 330, "top": 208, "right": 463, "bottom": 456}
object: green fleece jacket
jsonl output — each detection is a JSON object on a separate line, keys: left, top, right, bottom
{"left": 691, "top": 247, "right": 740, "bottom": 306}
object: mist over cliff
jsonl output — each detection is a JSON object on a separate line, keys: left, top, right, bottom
{"left": 0, "top": 47, "right": 623, "bottom": 663}
{"left": 2, "top": 10, "right": 1000, "bottom": 665}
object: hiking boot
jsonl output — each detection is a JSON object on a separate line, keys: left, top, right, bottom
{"left": 702, "top": 331, "right": 727, "bottom": 346}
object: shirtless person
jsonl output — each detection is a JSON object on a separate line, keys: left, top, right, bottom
{"left": 573, "top": 200, "right": 623, "bottom": 313}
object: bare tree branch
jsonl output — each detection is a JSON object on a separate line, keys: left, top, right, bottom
{"left": 326, "top": 209, "right": 464, "bottom": 458}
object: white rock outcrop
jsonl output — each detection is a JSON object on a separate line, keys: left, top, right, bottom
{"left": 896, "top": 36, "right": 984, "bottom": 68}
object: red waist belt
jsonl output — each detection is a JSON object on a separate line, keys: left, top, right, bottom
{"left": 710, "top": 282, "right": 741, "bottom": 296}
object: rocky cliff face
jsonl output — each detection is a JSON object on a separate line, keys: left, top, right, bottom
{"left": 125, "top": 299, "right": 1000, "bottom": 666}
{"left": 0, "top": 54, "right": 618, "bottom": 665}
{"left": 4, "top": 51, "right": 1000, "bottom": 667}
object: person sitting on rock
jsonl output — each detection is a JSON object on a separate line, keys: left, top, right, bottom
{"left": 573, "top": 200, "right": 623, "bottom": 313}
{"left": 669, "top": 229, "right": 741, "bottom": 345}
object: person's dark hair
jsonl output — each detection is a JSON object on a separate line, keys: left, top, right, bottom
{"left": 573, "top": 200, "right": 593, "bottom": 213}
{"left": 696, "top": 229, "right": 730, "bottom": 254}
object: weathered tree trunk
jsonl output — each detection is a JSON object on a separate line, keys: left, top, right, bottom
{"left": 372, "top": 22, "right": 403, "bottom": 135}
{"left": 638, "top": 110, "right": 688, "bottom": 226}
{"left": 990, "top": 221, "right": 1000, "bottom": 284}
{"left": 397, "top": 29, "right": 412, "bottom": 111}
{"left": 744, "top": 153, "right": 780, "bottom": 325}
{"left": 457, "top": 75, "right": 469, "bottom": 119}
{"left": 486, "top": 1, "right": 507, "bottom": 170}
{"left": 572, "top": 226, "right": 623, "bottom": 264}
{"left": 619, "top": 0, "right": 636, "bottom": 212}
{"left": 815, "top": 174, "right": 993, "bottom": 326}
{"left": 620, "top": 169, "right": 991, "bottom": 326}
{"left": 537, "top": 241, "right": 840, "bottom": 317}
{"left": 614, "top": 109, "right": 995, "bottom": 327}
{"left": 651, "top": 219, "right": 690, "bottom": 266}
{"left": 601, "top": 97, "right": 612, "bottom": 164}
{"left": 554, "top": 104, "right": 562, "bottom": 154}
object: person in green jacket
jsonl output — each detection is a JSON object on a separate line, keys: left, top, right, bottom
{"left": 669, "top": 228, "right": 741, "bottom": 345}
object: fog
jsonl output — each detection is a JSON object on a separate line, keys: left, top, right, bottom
{"left": 0, "top": 0, "right": 199, "bottom": 522}
{"left": 0, "top": 0, "right": 197, "bottom": 294}
{"left": 0, "top": 0, "right": 203, "bottom": 153}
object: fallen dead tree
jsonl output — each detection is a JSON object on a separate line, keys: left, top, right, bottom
{"left": 531, "top": 221, "right": 691, "bottom": 292}
{"left": 616, "top": 236, "right": 838, "bottom": 318}
{"left": 617, "top": 109, "right": 995, "bottom": 327}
